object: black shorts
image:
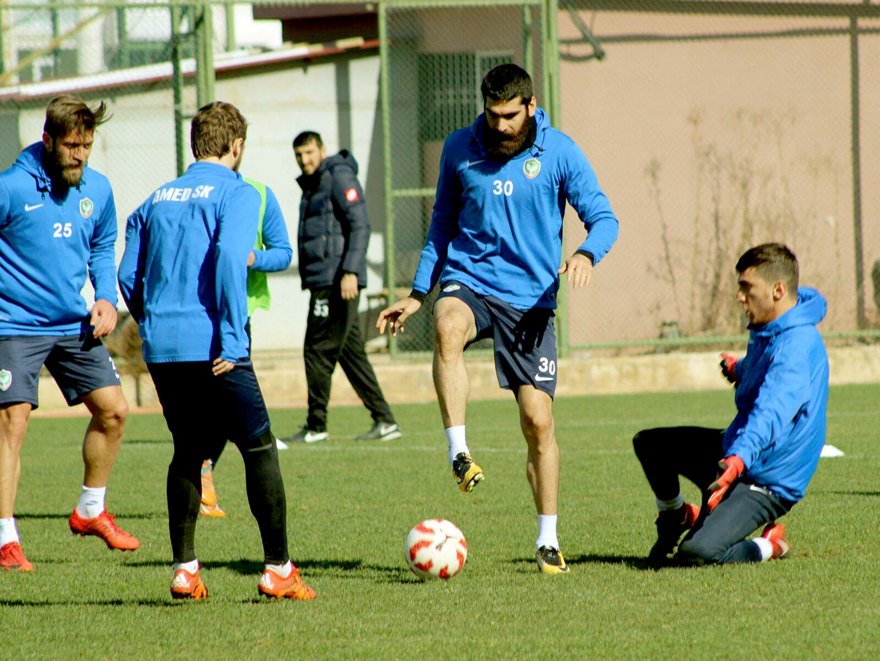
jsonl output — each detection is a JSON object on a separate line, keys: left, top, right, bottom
{"left": 148, "top": 361, "right": 271, "bottom": 448}
{"left": 0, "top": 333, "right": 121, "bottom": 408}
{"left": 436, "top": 281, "right": 558, "bottom": 397}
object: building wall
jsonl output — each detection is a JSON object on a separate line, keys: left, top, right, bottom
{"left": 8, "top": 51, "right": 384, "bottom": 352}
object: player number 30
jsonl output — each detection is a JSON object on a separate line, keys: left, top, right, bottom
{"left": 492, "top": 180, "right": 514, "bottom": 196}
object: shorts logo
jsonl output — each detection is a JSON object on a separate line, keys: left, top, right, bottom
{"left": 0, "top": 369, "right": 11, "bottom": 391}
{"left": 534, "top": 374, "right": 554, "bottom": 382}
{"left": 523, "top": 158, "right": 541, "bottom": 180}
{"left": 442, "top": 284, "right": 461, "bottom": 293}
{"left": 344, "top": 188, "right": 359, "bottom": 203}
{"left": 80, "top": 198, "right": 94, "bottom": 219}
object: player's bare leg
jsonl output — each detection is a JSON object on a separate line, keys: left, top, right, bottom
{"left": 0, "top": 403, "right": 33, "bottom": 570}
{"left": 432, "top": 297, "right": 476, "bottom": 428}
{"left": 0, "top": 403, "right": 30, "bottom": 519}
{"left": 518, "top": 386, "right": 558, "bottom": 515}
{"left": 68, "top": 385, "right": 139, "bottom": 551}
{"left": 518, "top": 385, "right": 567, "bottom": 573}
{"left": 432, "top": 298, "right": 483, "bottom": 491}
{"left": 80, "top": 385, "right": 128, "bottom": 488}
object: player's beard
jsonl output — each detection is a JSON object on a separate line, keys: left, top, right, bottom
{"left": 482, "top": 116, "right": 535, "bottom": 160}
{"left": 44, "top": 147, "right": 85, "bottom": 188}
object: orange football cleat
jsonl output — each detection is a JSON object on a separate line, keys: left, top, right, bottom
{"left": 258, "top": 564, "right": 316, "bottom": 601}
{"left": 170, "top": 568, "right": 208, "bottom": 600}
{"left": 0, "top": 541, "right": 34, "bottom": 572}
{"left": 761, "top": 521, "right": 790, "bottom": 559}
{"left": 69, "top": 509, "right": 140, "bottom": 551}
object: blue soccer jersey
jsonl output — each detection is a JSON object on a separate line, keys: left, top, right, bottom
{"left": 412, "top": 108, "right": 619, "bottom": 310}
{"left": 0, "top": 143, "right": 117, "bottom": 335}
{"left": 118, "top": 162, "right": 260, "bottom": 364}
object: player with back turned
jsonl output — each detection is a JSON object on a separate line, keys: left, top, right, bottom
{"left": 377, "top": 64, "right": 619, "bottom": 574}
{"left": 118, "top": 101, "right": 314, "bottom": 601}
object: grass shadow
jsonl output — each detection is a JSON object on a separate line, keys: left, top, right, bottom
{"left": 201, "top": 558, "right": 411, "bottom": 583}
{"left": 14, "top": 511, "right": 166, "bottom": 521}
{"left": 818, "top": 490, "right": 880, "bottom": 497}
{"left": 508, "top": 552, "right": 674, "bottom": 572}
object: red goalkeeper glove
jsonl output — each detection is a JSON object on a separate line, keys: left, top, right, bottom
{"left": 707, "top": 455, "right": 745, "bottom": 512}
{"left": 720, "top": 353, "right": 739, "bottom": 384}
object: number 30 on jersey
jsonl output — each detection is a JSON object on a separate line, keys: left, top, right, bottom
{"left": 492, "top": 180, "right": 514, "bottom": 196}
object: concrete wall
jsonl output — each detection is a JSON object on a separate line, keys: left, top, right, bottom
{"left": 32, "top": 344, "right": 880, "bottom": 417}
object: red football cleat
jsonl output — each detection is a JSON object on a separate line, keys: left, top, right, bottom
{"left": 170, "top": 568, "right": 208, "bottom": 600}
{"left": 761, "top": 521, "right": 790, "bottom": 559}
{"left": 0, "top": 541, "right": 34, "bottom": 572}
{"left": 258, "top": 564, "right": 316, "bottom": 601}
{"left": 69, "top": 509, "right": 140, "bottom": 551}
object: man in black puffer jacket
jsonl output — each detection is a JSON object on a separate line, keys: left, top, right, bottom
{"left": 282, "top": 131, "right": 400, "bottom": 444}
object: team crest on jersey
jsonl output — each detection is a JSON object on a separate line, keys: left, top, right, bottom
{"left": 79, "top": 198, "right": 94, "bottom": 219}
{"left": 0, "top": 369, "right": 11, "bottom": 392}
{"left": 523, "top": 158, "right": 541, "bottom": 179}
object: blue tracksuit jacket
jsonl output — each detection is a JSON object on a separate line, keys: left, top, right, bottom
{"left": 0, "top": 142, "right": 117, "bottom": 335}
{"left": 412, "top": 108, "right": 619, "bottom": 309}
{"left": 118, "top": 162, "right": 260, "bottom": 364}
{"left": 723, "top": 287, "right": 829, "bottom": 502}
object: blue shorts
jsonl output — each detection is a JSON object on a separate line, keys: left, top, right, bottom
{"left": 148, "top": 361, "right": 271, "bottom": 448}
{"left": 0, "top": 334, "right": 121, "bottom": 408}
{"left": 436, "top": 281, "right": 558, "bottom": 397}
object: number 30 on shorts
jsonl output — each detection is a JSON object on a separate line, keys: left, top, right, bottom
{"left": 536, "top": 356, "right": 556, "bottom": 379}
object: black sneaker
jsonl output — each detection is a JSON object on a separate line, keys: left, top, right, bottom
{"left": 282, "top": 427, "right": 328, "bottom": 444}
{"left": 536, "top": 545, "right": 569, "bottom": 574}
{"left": 452, "top": 452, "right": 484, "bottom": 493}
{"left": 648, "top": 502, "right": 700, "bottom": 562}
{"left": 355, "top": 422, "right": 402, "bottom": 441}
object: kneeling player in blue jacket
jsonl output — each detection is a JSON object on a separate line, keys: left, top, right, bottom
{"left": 119, "top": 101, "right": 313, "bottom": 601}
{"left": 633, "top": 243, "right": 829, "bottom": 564}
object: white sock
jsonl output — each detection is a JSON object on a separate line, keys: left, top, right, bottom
{"left": 656, "top": 493, "right": 685, "bottom": 512}
{"left": 536, "top": 514, "right": 559, "bottom": 550}
{"left": 753, "top": 537, "right": 774, "bottom": 562}
{"left": 446, "top": 426, "right": 469, "bottom": 465}
{"left": 0, "top": 518, "right": 19, "bottom": 546}
{"left": 173, "top": 559, "right": 200, "bottom": 574}
{"left": 77, "top": 485, "right": 107, "bottom": 519}
{"left": 265, "top": 560, "right": 292, "bottom": 577}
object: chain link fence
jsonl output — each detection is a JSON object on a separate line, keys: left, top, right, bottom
{"left": 381, "top": 0, "right": 551, "bottom": 352}
{"left": 1, "top": 1, "right": 877, "bottom": 361}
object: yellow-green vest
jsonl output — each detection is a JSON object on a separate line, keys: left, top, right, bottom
{"left": 244, "top": 177, "right": 271, "bottom": 315}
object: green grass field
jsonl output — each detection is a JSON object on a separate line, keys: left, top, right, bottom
{"left": 3, "top": 384, "right": 879, "bottom": 659}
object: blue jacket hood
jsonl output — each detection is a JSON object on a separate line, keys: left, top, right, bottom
{"left": 321, "top": 149, "right": 359, "bottom": 176}
{"left": 15, "top": 143, "right": 51, "bottom": 191}
{"left": 750, "top": 286, "right": 827, "bottom": 338}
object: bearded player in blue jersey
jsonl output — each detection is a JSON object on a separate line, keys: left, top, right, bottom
{"left": 0, "top": 96, "right": 140, "bottom": 572}
{"left": 118, "top": 101, "right": 314, "bottom": 601}
{"left": 633, "top": 244, "right": 828, "bottom": 565}
{"left": 377, "top": 64, "right": 619, "bottom": 574}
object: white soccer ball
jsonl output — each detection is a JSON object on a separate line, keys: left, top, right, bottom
{"left": 404, "top": 518, "right": 468, "bottom": 580}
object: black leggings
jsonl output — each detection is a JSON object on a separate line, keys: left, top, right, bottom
{"left": 150, "top": 361, "right": 289, "bottom": 565}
